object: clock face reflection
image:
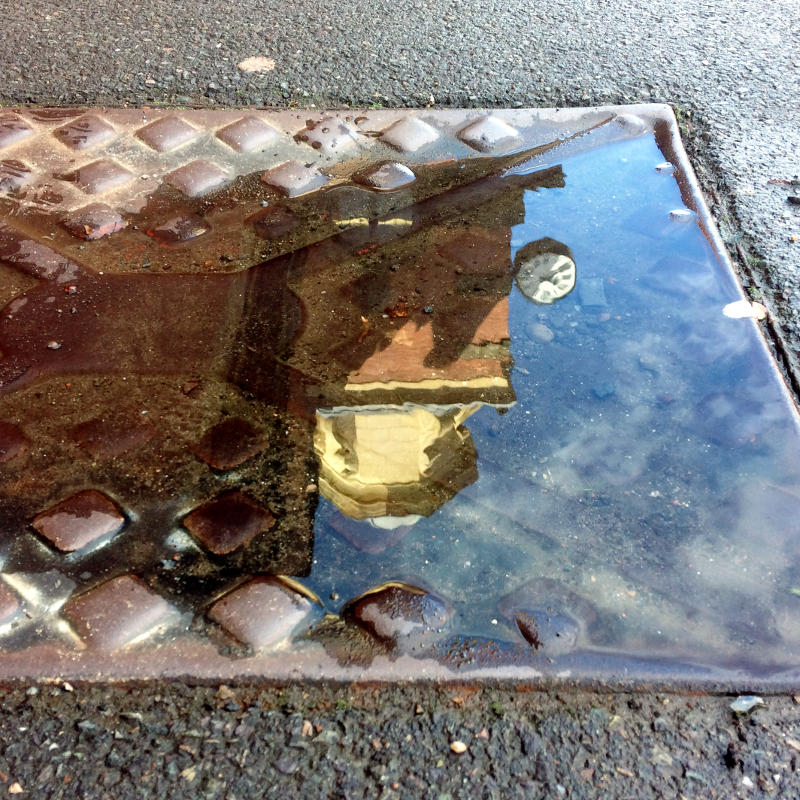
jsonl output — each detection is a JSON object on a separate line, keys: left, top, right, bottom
{"left": 513, "top": 238, "right": 577, "bottom": 305}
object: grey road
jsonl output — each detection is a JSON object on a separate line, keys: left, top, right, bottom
{"left": 2, "top": 683, "right": 800, "bottom": 798}
{"left": 1, "top": 0, "right": 800, "bottom": 796}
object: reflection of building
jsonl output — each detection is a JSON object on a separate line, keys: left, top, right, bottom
{"left": 300, "top": 225, "right": 577, "bottom": 530}
{"left": 0, "top": 150, "right": 572, "bottom": 604}
{"left": 315, "top": 405, "right": 479, "bottom": 520}
{"left": 294, "top": 187, "right": 524, "bottom": 528}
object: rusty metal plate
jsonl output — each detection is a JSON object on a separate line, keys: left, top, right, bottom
{"left": 0, "top": 106, "right": 799, "bottom": 686}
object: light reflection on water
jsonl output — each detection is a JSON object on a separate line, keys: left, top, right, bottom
{"left": 307, "top": 135, "right": 800, "bottom": 673}
{"left": 0, "top": 122, "right": 798, "bottom": 679}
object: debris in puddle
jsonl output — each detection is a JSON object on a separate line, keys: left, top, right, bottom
{"left": 385, "top": 299, "right": 410, "bottom": 318}
{"left": 730, "top": 696, "right": 765, "bottom": 714}
{"left": 528, "top": 322, "right": 554, "bottom": 343}
{"left": 669, "top": 208, "right": 696, "bottom": 222}
{"left": 578, "top": 277, "right": 607, "bottom": 308}
{"left": 358, "top": 315, "right": 372, "bottom": 343}
{"left": 592, "top": 382, "right": 616, "bottom": 400}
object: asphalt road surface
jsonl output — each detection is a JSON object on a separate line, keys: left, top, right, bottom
{"left": 1, "top": 0, "right": 799, "bottom": 796}
{"left": 2, "top": 683, "right": 800, "bottom": 799}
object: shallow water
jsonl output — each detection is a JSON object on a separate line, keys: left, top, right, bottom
{"left": 1, "top": 124, "right": 799, "bottom": 679}
{"left": 305, "top": 135, "right": 800, "bottom": 673}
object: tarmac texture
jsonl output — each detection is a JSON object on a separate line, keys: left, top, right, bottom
{"left": 1, "top": 0, "right": 800, "bottom": 797}
{"left": 2, "top": 684, "right": 800, "bottom": 799}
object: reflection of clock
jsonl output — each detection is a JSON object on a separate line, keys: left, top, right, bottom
{"left": 513, "top": 238, "right": 577, "bottom": 305}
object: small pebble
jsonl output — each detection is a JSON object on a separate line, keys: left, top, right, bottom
{"left": 653, "top": 717, "right": 669, "bottom": 732}
{"left": 730, "top": 695, "right": 765, "bottom": 714}
{"left": 450, "top": 740, "right": 467, "bottom": 754}
{"left": 274, "top": 756, "right": 299, "bottom": 775}
{"left": 217, "top": 685, "right": 234, "bottom": 700}
{"left": 47, "top": 341, "right": 62, "bottom": 350}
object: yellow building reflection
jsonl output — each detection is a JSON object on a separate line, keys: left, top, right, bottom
{"left": 309, "top": 204, "right": 577, "bottom": 532}
{"left": 315, "top": 404, "right": 481, "bottom": 521}
{"left": 314, "top": 288, "right": 515, "bottom": 524}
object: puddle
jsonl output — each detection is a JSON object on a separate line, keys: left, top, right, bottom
{"left": 0, "top": 107, "right": 798, "bottom": 684}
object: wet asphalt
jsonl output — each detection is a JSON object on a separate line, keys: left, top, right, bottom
{"left": 0, "top": 0, "right": 800, "bottom": 796}
{"left": 3, "top": 683, "right": 800, "bottom": 799}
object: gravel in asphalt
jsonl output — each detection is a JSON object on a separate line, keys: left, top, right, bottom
{"left": 2, "top": 684, "right": 800, "bottom": 799}
{"left": 1, "top": 0, "right": 799, "bottom": 795}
